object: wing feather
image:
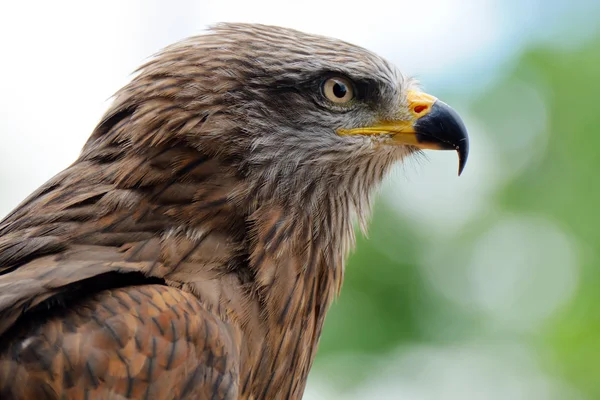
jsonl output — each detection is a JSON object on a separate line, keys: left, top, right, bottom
{"left": 0, "top": 284, "right": 241, "bottom": 400}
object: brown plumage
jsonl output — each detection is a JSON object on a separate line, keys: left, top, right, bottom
{"left": 0, "top": 23, "right": 468, "bottom": 399}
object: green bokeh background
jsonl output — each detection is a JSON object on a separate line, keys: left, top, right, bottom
{"left": 312, "top": 30, "right": 600, "bottom": 399}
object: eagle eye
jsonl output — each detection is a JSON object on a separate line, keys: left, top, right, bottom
{"left": 322, "top": 77, "right": 354, "bottom": 104}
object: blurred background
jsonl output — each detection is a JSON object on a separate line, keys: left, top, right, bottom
{"left": 1, "top": 1, "right": 600, "bottom": 398}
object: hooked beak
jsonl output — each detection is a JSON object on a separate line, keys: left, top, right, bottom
{"left": 337, "top": 90, "right": 470, "bottom": 175}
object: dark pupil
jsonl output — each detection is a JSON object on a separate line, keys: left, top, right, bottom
{"left": 332, "top": 81, "right": 347, "bottom": 98}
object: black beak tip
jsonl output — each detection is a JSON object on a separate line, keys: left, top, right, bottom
{"left": 457, "top": 137, "right": 469, "bottom": 176}
{"left": 414, "top": 100, "right": 470, "bottom": 176}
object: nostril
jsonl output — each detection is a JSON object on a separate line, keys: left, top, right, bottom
{"left": 414, "top": 105, "right": 428, "bottom": 114}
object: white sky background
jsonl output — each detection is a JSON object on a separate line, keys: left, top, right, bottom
{"left": 0, "top": 1, "right": 598, "bottom": 399}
